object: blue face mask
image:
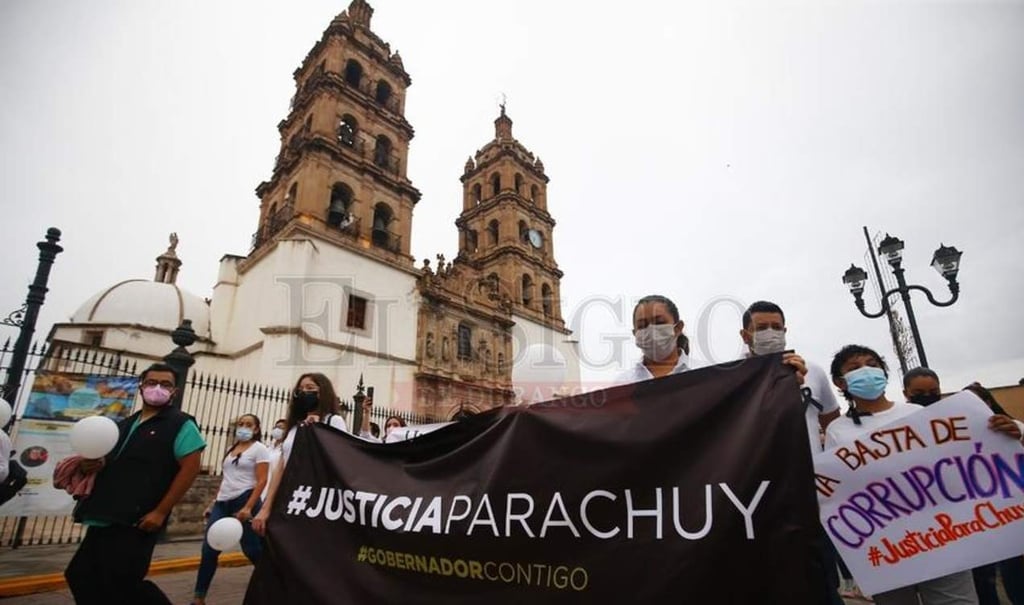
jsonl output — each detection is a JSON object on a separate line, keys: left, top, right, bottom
{"left": 843, "top": 366, "right": 888, "bottom": 400}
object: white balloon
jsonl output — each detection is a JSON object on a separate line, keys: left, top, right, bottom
{"left": 68, "top": 416, "right": 119, "bottom": 459}
{"left": 0, "top": 398, "right": 11, "bottom": 428}
{"left": 207, "top": 516, "right": 243, "bottom": 551}
{"left": 512, "top": 344, "right": 568, "bottom": 404}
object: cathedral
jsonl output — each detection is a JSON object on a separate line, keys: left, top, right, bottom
{"left": 48, "top": 0, "right": 581, "bottom": 419}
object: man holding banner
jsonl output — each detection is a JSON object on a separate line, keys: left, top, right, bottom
{"left": 819, "top": 344, "right": 1024, "bottom": 604}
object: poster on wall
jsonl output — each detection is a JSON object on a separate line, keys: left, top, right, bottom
{"left": 0, "top": 371, "right": 139, "bottom": 517}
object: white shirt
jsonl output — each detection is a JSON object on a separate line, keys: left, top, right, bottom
{"left": 281, "top": 414, "right": 347, "bottom": 466}
{"left": 614, "top": 351, "right": 689, "bottom": 386}
{"left": 0, "top": 429, "right": 11, "bottom": 483}
{"left": 216, "top": 440, "right": 270, "bottom": 501}
{"left": 800, "top": 362, "right": 840, "bottom": 452}
{"left": 263, "top": 443, "right": 283, "bottom": 501}
{"left": 824, "top": 402, "right": 923, "bottom": 450}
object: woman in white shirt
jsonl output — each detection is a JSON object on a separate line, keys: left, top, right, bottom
{"left": 825, "top": 344, "right": 1022, "bottom": 605}
{"left": 262, "top": 418, "right": 287, "bottom": 502}
{"left": 191, "top": 413, "right": 270, "bottom": 605}
{"left": 252, "top": 373, "right": 347, "bottom": 536}
{"left": 615, "top": 294, "right": 691, "bottom": 385}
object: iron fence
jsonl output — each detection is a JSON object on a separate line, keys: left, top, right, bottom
{"left": 0, "top": 341, "right": 138, "bottom": 547}
{"left": 0, "top": 341, "right": 442, "bottom": 547}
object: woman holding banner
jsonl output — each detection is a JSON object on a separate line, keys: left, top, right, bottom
{"left": 826, "top": 345, "right": 1024, "bottom": 605}
{"left": 252, "top": 373, "right": 347, "bottom": 537}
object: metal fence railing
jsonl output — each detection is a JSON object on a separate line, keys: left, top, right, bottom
{"left": 0, "top": 342, "right": 442, "bottom": 547}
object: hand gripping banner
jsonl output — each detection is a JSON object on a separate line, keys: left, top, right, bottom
{"left": 245, "top": 355, "right": 825, "bottom": 604}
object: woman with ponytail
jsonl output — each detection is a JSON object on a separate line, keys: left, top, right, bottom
{"left": 191, "top": 413, "right": 269, "bottom": 605}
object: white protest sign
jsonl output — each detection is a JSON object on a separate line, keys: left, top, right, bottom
{"left": 384, "top": 422, "right": 453, "bottom": 444}
{"left": 813, "top": 391, "right": 1024, "bottom": 596}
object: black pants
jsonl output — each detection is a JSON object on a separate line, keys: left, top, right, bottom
{"left": 65, "top": 524, "right": 172, "bottom": 605}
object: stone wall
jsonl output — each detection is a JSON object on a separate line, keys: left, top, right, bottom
{"left": 167, "top": 473, "right": 220, "bottom": 537}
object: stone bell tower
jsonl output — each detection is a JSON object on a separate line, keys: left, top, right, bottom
{"left": 455, "top": 105, "right": 565, "bottom": 330}
{"left": 251, "top": 0, "right": 420, "bottom": 266}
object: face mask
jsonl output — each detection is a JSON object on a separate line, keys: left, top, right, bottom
{"left": 270, "top": 427, "right": 285, "bottom": 441}
{"left": 751, "top": 328, "right": 786, "bottom": 355}
{"left": 843, "top": 366, "right": 888, "bottom": 400}
{"left": 142, "top": 385, "right": 173, "bottom": 407}
{"left": 294, "top": 391, "right": 320, "bottom": 414}
{"left": 635, "top": 324, "right": 678, "bottom": 362}
{"left": 908, "top": 393, "right": 941, "bottom": 406}
{"left": 235, "top": 427, "right": 254, "bottom": 442}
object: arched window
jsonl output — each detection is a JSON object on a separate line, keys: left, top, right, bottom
{"left": 472, "top": 184, "right": 482, "bottom": 204}
{"left": 457, "top": 323, "right": 473, "bottom": 360}
{"left": 491, "top": 173, "right": 501, "bottom": 196}
{"left": 374, "top": 135, "right": 392, "bottom": 168}
{"left": 465, "top": 229, "right": 478, "bottom": 253}
{"left": 521, "top": 274, "right": 534, "bottom": 307}
{"left": 302, "top": 115, "right": 312, "bottom": 133}
{"left": 514, "top": 174, "right": 524, "bottom": 195}
{"left": 327, "top": 183, "right": 353, "bottom": 228}
{"left": 541, "top": 284, "right": 553, "bottom": 316}
{"left": 375, "top": 80, "right": 392, "bottom": 105}
{"left": 487, "top": 220, "right": 499, "bottom": 245}
{"left": 337, "top": 114, "right": 358, "bottom": 147}
{"left": 372, "top": 202, "right": 394, "bottom": 248}
{"left": 344, "top": 59, "right": 363, "bottom": 87}
{"left": 286, "top": 183, "right": 298, "bottom": 206}
{"left": 530, "top": 184, "right": 539, "bottom": 203}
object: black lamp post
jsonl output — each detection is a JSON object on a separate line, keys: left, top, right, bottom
{"left": 163, "top": 320, "right": 197, "bottom": 410}
{"left": 2, "top": 228, "right": 63, "bottom": 432}
{"left": 842, "top": 234, "right": 962, "bottom": 369}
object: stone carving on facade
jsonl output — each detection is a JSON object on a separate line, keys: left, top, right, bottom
{"left": 425, "top": 331, "right": 435, "bottom": 358}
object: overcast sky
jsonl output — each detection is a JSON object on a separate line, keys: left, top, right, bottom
{"left": 1, "top": 0, "right": 1022, "bottom": 398}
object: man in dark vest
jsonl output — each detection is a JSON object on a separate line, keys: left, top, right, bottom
{"left": 65, "top": 363, "right": 205, "bottom": 604}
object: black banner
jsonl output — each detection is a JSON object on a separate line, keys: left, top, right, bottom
{"left": 245, "top": 356, "right": 823, "bottom": 604}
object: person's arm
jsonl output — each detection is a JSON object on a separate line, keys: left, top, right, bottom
{"left": 137, "top": 450, "right": 201, "bottom": 532}
{"left": 818, "top": 408, "right": 841, "bottom": 431}
{"left": 238, "top": 461, "right": 269, "bottom": 523}
{"left": 359, "top": 397, "right": 372, "bottom": 436}
{"left": 252, "top": 455, "right": 286, "bottom": 536}
{"left": 781, "top": 352, "right": 807, "bottom": 385}
{"left": 989, "top": 415, "right": 1024, "bottom": 442}
{"left": 0, "top": 432, "right": 10, "bottom": 483}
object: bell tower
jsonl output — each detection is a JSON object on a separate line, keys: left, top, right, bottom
{"left": 251, "top": 0, "right": 420, "bottom": 265}
{"left": 455, "top": 106, "right": 565, "bottom": 330}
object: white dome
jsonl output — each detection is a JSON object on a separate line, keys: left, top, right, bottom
{"left": 70, "top": 279, "right": 210, "bottom": 338}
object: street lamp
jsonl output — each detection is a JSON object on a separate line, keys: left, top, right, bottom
{"left": 841, "top": 234, "right": 962, "bottom": 368}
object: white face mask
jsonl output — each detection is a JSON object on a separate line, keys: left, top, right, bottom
{"left": 635, "top": 324, "right": 679, "bottom": 362}
{"left": 270, "top": 427, "right": 285, "bottom": 441}
{"left": 751, "top": 328, "right": 786, "bottom": 355}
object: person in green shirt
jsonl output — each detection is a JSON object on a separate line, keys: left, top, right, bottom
{"left": 65, "top": 363, "right": 205, "bottom": 604}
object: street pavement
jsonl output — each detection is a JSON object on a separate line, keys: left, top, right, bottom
{"left": 0, "top": 538, "right": 992, "bottom": 604}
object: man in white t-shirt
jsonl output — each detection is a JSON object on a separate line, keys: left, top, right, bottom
{"left": 739, "top": 300, "right": 840, "bottom": 452}
{"left": 739, "top": 300, "right": 844, "bottom": 605}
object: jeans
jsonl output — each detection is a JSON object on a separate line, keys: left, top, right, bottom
{"left": 65, "top": 524, "right": 172, "bottom": 605}
{"left": 974, "top": 557, "right": 1024, "bottom": 605}
{"left": 193, "top": 489, "right": 263, "bottom": 598}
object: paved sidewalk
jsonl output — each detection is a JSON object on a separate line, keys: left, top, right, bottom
{"left": 0, "top": 536, "right": 207, "bottom": 580}
{"left": 0, "top": 565, "right": 253, "bottom": 604}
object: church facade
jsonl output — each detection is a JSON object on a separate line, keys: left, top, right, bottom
{"left": 48, "top": 0, "right": 580, "bottom": 419}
